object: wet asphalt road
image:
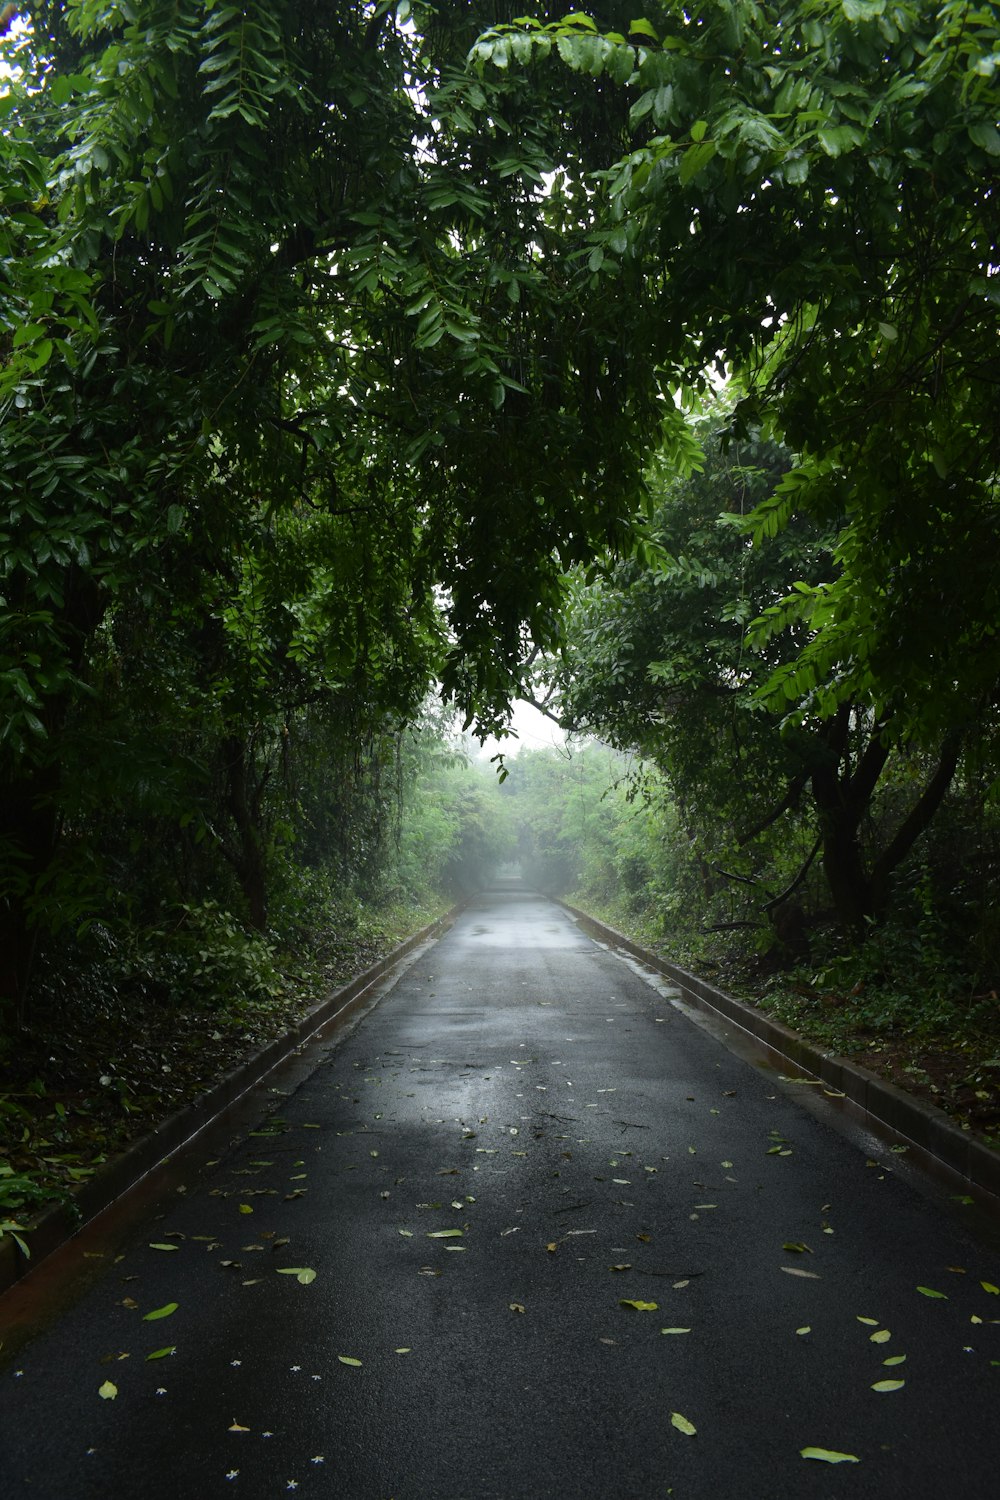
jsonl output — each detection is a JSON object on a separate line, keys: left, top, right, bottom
{"left": 2, "top": 883, "right": 1000, "bottom": 1499}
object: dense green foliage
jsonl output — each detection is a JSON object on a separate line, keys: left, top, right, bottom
{"left": 2, "top": 0, "right": 999, "bottom": 1167}
{"left": 0, "top": 1, "right": 664, "bottom": 1010}
{"left": 475, "top": 2, "right": 999, "bottom": 945}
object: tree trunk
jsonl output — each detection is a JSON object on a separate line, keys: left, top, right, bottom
{"left": 222, "top": 734, "right": 269, "bottom": 931}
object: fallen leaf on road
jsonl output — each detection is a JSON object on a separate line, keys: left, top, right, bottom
{"left": 509, "top": 1303, "right": 525, "bottom": 1313}
{"left": 670, "top": 1412, "right": 696, "bottom": 1436}
{"left": 145, "top": 1347, "right": 175, "bottom": 1361}
{"left": 143, "top": 1303, "right": 178, "bottom": 1322}
{"left": 796, "top": 1327, "right": 811, "bottom": 1335}
{"left": 276, "top": 1268, "right": 316, "bottom": 1284}
{"left": 982, "top": 1282, "right": 999, "bottom": 1295}
{"left": 98, "top": 1381, "right": 118, "bottom": 1400}
{"left": 661, "top": 1328, "right": 691, "bottom": 1335}
{"left": 620, "top": 1300, "right": 658, "bottom": 1311}
{"left": 780, "top": 1267, "right": 820, "bottom": 1279}
{"left": 871, "top": 1379, "right": 905, "bottom": 1392}
{"left": 801, "top": 1448, "right": 858, "bottom": 1464}
{"left": 857, "top": 1317, "right": 879, "bottom": 1326}
{"left": 917, "top": 1286, "right": 948, "bottom": 1299}
{"left": 883, "top": 1355, "right": 906, "bottom": 1366}
{"left": 229, "top": 1422, "right": 250, "bottom": 1432}
{"left": 783, "top": 1243, "right": 811, "bottom": 1254}
{"left": 337, "top": 1356, "right": 362, "bottom": 1367}
{"left": 149, "top": 1243, "right": 179, "bottom": 1252}
{"left": 870, "top": 1330, "right": 891, "bottom": 1344}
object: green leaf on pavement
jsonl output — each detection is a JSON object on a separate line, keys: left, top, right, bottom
{"left": 337, "top": 1355, "right": 362, "bottom": 1367}
{"left": 661, "top": 1327, "right": 691, "bottom": 1334}
{"left": 426, "top": 1229, "right": 464, "bottom": 1238}
{"left": 143, "top": 1303, "right": 178, "bottom": 1321}
{"left": 883, "top": 1355, "right": 906, "bottom": 1366}
{"left": 149, "top": 1243, "right": 179, "bottom": 1252}
{"left": 917, "top": 1286, "right": 947, "bottom": 1299}
{"left": 98, "top": 1380, "right": 118, "bottom": 1399}
{"left": 146, "top": 1347, "right": 176, "bottom": 1361}
{"left": 869, "top": 1329, "right": 891, "bottom": 1344}
{"left": 276, "top": 1267, "right": 316, "bottom": 1284}
{"left": 620, "top": 1299, "right": 658, "bottom": 1311}
{"left": 981, "top": 1282, "right": 999, "bottom": 1295}
{"left": 670, "top": 1411, "right": 696, "bottom": 1435}
{"left": 871, "top": 1379, "right": 905, "bottom": 1392}
{"left": 801, "top": 1447, "right": 859, "bottom": 1464}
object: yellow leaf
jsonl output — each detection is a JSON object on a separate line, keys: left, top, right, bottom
{"left": 801, "top": 1447, "right": 859, "bottom": 1464}
{"left": 670, "top": 1412, "right": 696, "bottom": 1436}
{"left": 982, "top": 1282, "right": 999, "bottom": 1295}
{"left": 509, "top": 1303, "right": 525, "bottom": 1314}
{"left": 620, "top": 1299, "right": 658, "bottom": 1311}
{"left": 229, "top": 1421, "right": 250, "bottom": 1432}
{"left": 239, "top": 1205, "right": 253, "bottom": 1215}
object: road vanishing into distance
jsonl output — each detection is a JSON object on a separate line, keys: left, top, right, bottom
{"left": 2, "top": 882, "right": 999, "bottom": 1499}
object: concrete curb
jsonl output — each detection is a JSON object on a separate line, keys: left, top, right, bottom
{"left": 0, "top": 908, "right": 457, "bottom": 1297}
{"left": 562, "top": 902, "right": 1000, "bottom": 1202}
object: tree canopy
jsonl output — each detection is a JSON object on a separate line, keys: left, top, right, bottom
{"left": 1, "top": 0, "right": 998, "bottom": 1002}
